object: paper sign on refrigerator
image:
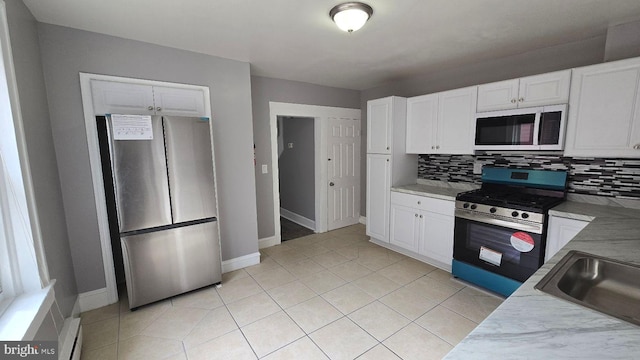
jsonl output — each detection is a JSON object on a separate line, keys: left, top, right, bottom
{"left": 111, "top": 114, "right": 153, "bottom": 140}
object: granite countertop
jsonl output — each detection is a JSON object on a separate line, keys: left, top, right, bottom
{"left": 444, "top": 200, "right": 640, "bottom": 359}
{"left": 391, "top": 182, "right": 475, "bottom": 201}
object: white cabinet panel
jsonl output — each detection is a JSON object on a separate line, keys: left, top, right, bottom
{"left": 389, "top": 191, "right": 454, "bottom": 267}
{"left": 152, "top": 86, "right": 206, "bottom": 117}
{"left": 91, "top": 80, "right": 155, "bottom": 115}
{"left": 546, "top": 216, "right": 589, "bottom": 262}
{"left": 477, "top": 70, "right": 570, "bottom": 112}
{"left": 519, "top": 70, "right": 571, "bottom": 108}
{"left": 565, "top": 58, "right": 640, "bottom": 157}
{"left": 389, "top": 204, "right": 420, "bottom": 252}
{"left": 419, "top": 210, "right": 454, "bottom": 266}
{"left": 91, "top": 80, "right": 207, "bottom": 117}
{"left": 437, "top": 87, "right": 477, "bottom": 155}
{"left": 406, "top": 87, "right": 476, "bottom": 155}
{"left": 367, "top": 98, "right": 392, "bottom": 154}
{"left": 477, "top": 79, "right": 519, "bottom": 112}
{"left": 366, "top": 154, "right": 391, "bottom": 242}
{"left": 406, "top": 94, "right": 437, "bottom": 154}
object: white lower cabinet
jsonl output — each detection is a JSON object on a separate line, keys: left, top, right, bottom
{"left": 545, "top": 215, "right": 589, "bottom": 262}
{"left": 389, "top": 191, "right": 454, "bottom": 267}
{"left": 419, "top": 210, "right": 454, "bottom": 266}
{"left": 389, "top": 204, "right": 421, "bottom": 252}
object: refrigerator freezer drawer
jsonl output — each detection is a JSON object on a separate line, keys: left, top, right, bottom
{"left": 121, "top": 220, "right": 221, "bottom": 309}
{"left": 163, "top": 116, "right": 217, "bottom": 223}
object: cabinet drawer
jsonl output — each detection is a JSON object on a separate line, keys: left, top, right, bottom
{"left": 390, "top": 191, "right": 454, "bottom": 216}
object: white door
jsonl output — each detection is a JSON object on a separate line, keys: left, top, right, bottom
{"left": 328, "top": 117, "right": 361, "bottom": 231}
{"left": 366, "top": 154, "right": 390, "bottom": 242}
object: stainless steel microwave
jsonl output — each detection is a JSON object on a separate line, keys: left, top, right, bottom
{"left": 474, "top": 104, "right": 567, "bottom": 151}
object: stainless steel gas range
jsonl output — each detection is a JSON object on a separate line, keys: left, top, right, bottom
{"left": 452, "top": 167, "right": 568, "bottom": 297}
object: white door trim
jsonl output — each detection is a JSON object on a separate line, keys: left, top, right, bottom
{"left": 79, "top": 73, "right": 212, "bottom": 305}
{"left": 268, "top": 102, "right": 361, "bottom": 246}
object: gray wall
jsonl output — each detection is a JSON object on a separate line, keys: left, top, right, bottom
{"left": 359, "top": 36, "right": 608, "bottom": 216}
{"left": 4, "top": 0, "right": 77, "bottom": 318}
{"left": 278, "top": 116, "right": 315, "bottom": 220}
{"left": 251, "top": 76, "right": 360, "bottom": 239}
{"left": 38, "top": 24, "right": 258, "bottom": 293}
{"left": 605, "top": 20, "right": 640, "bottom": 61}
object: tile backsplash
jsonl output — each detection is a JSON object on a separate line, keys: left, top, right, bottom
{"left": 418, "top": 154, "right": 640, "bottom": 199}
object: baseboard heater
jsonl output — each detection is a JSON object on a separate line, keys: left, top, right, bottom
{"left": 59, "top": 318, "right": 82, "bottom": 360}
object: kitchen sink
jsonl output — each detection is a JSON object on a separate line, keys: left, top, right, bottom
{"left": 535, "top": 250, "right": 640, "bottom": 326}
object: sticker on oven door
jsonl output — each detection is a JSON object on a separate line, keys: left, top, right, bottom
{"left": 479, "top": 246, "right": 502, "bottom": 266}
{"left": 510, "top": 232, "right": 535, "bottom": 252}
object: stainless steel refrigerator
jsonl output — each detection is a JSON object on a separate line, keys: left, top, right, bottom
{"left": 103, "top": 114, "right": 221, "bottom": 309}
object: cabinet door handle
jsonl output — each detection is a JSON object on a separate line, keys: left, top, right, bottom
{"left": 511, "top": 98, "right": 517, "bottom": 103}
{"left": 431, "top": 146, "right": 435, "bottom": 149}
{"left": 519, "top": 97, "right": 524, "bottom": 102}
{"left": 436, "top": 145, "right": 440, "bottom": 149}
{"left": 415, "top": 214, "right": 418, "bottom": 217}
{"left": 386, "top": 146, "right": 390, "bottom": 150}
{"left": 419, "top": 215, "right": 423, "bottom": 218}
{"left": 634, "top": 144, "right": 640, "bottom": 150}
{"left": 417, "top": 201, "right": 421, "bottom": 205}
{"left": 156, "top": 107, "right": 162, "bottom": 111}
{"left": 329, "top": 182, "right": 335, "bottom": 187}
{"left": 147, "top": 106, "right": 154, "bottom": 111}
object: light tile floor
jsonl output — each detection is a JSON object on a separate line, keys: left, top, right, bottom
{"left": 80, "top": 224, "right": 503, "bottom": 360}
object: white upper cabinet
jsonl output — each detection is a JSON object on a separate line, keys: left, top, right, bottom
{"left": 437, "top": 87, "right": 478, "bottom": 154}
{"left": 367, "top": 97, "right": 394, "bottom": 154}
{"left": 91, "top": 81, "right": 155, "bottom": 115}
{"left": 406, "top": 94, "right": 437, "bottom": 154}
{"left": 152, "top": 86, "right": 206, "bottom": 117}
{"left": 476, "top": 79, "right": 520, "bottom": 112}
{"left": 406, "top": 86, "right": 477, "bottom": 154}
{"left": 477, "top": 70, "right": 571, "bottom": 112}
{"left": 564, "top": 58, "right": 640, "bottom": 157}
{"left": 91, "top": 80, "right": 207, "bottom": 117}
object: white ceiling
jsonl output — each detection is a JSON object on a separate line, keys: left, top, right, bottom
{"left": 23, "top": 0, "right": 640, "bottom": 90}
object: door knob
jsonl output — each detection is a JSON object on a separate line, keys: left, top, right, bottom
{"left": 329, "top": 182, "right": 335, "bottom": 186}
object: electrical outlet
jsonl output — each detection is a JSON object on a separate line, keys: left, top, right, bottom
{"left": 261, "top": 164, "right": 268, "bottom": 174}
{"left": 473, "top": 161, "right": 483, "bottom": 175}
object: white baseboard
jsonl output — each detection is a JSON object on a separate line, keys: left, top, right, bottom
{"left": 259, "top": 235, "right": 280, "bottom": 249}
{"left": 78, "top": 288, "right": 111, "bottom": 313}
{"left": 359, "top": 216, "right": 366, "bottom": 225}
{"left": 222, "top": 252, "right": 261, "bottom": 273}
{"left": 280, "top": 208, "right": 315, "bottom": 230}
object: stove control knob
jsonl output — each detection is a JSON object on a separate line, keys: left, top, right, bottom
{"left": 511, "top": 211, "right": 519, "bottom": 217}
{"left": 463, "top": 203, "right": 470, "bottom": 209}
{"left": 521, "top": 213, "right": 529, "bottom": 219}
{"left": 470, "top": 204, "right": 478, "bottom": 210}
{"left": 490, "top": 207, "right": 497, "bottom": 213}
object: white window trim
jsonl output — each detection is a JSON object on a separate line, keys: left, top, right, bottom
{"left": 0, "top": 0, "right": 52, "bottom": 339}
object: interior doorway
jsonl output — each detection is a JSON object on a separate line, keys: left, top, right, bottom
{"left": 266, "top": 102, "right": 361, "bottom": 248}
{"left": 277, "top": 116, "right": 316, "bottom": 241}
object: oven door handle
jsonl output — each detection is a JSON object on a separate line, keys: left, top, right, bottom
{"left": 455, "top": 211, "right": 543, "bottom": 234}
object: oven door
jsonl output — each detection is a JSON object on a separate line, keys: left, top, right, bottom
{"left": 453, "top": 215, "right": 545, "bottom": 282}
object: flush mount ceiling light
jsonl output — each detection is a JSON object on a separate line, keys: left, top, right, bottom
{"left": 330, "top": 2, "right": 373, "bottom": 33}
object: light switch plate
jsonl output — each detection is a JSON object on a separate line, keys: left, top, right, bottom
{"left": 261, "top": 164, "right": 268, "bottom": 174}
